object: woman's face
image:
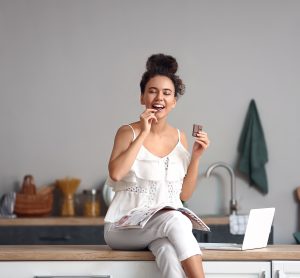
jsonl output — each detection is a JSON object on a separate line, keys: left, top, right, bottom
{"left": 141, "top": 75, "right": 176, "bottom": 119}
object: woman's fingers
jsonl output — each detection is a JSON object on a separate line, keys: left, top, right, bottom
{"left": 196, "top": 139, "right": 209, "bottom": 149}
{"left": 140, "top": 109, "right": 156, "bottom": 119}
{"left": 140, "top": 109, "right": 158, "bottom": 126}
{"left": 195, "top": 131, "right": 210, "bottom": 149}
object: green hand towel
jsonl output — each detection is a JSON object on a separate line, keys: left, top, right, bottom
{"left": 294, "top": 232, "right": 300, "bottom": 244}
{"left": 238, "top": 99, "right": 268, "bottom": 194}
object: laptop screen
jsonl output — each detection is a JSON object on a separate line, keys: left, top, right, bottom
{"left": 242, "top": 207, "right": 275, "bottom": 250}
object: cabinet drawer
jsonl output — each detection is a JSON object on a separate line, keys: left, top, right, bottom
{"left": 0, "top": 261, "right": 160, "bottom": 278}
{"left": 272, "top": 261, "right": 300, "bottom": 277}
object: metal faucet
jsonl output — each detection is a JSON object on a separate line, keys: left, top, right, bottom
{"left": 206, "top": 162, "right": 238, "bottom": 215}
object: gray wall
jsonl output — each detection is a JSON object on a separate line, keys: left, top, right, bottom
{"left": 1, "top": 0, "right": 299, "bottom": 243}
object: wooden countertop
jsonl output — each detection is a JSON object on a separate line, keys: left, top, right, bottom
{"left": 0, "top": 216, "right": 228, "bottom": 226}
{"left": 0, "top": 217, "right": 105, "bottom": 226}
{"left": 0, "top": 245, "right": 299, "bottom": 261}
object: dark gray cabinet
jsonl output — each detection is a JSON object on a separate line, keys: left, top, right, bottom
{"left": 0, "top": 226, "right": 105, "bottom": 245}
{"left": 0, "top": 222, "right": 273, "bottom": 245}
{"left": 193, "top": 225, "right": 274, "bottom": 244}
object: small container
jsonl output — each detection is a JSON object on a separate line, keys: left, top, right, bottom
{"left": 83, "top": 189, "right": 101, "bottom": 217}
{"left": 192, "top": 124, "right": 203, "bottom": 137}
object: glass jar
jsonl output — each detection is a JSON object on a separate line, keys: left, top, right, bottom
{"left": 83, "top": 189, "right": 101, "bottom": 217}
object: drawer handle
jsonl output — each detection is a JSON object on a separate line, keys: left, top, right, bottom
{"left": 276, "top": 270, "right": 286, "bottom": 278}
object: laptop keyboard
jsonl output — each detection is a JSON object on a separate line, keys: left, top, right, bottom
{"left": 198, "top": 242, "right": 242, "bottom": 250}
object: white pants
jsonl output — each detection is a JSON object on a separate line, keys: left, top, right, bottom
{"left": 104, "top": 210, "right": 202, "bottom": 278}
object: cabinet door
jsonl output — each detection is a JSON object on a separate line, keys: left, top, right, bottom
{"left": 0, "top": 261, "right": 160, "bottom": 278}
{"left": 204, "top": 261, "right": 271, "bottom": 278}
{"left": 272, "top": 261, "right": 300, "bottom": 278}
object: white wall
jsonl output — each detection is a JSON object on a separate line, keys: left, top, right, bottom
{"left": 0, "top": 0, "right": 299, "bottom": 243}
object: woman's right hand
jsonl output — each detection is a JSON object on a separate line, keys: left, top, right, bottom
{"left": 140, "top": 109, "right": 158, "bottom": 133}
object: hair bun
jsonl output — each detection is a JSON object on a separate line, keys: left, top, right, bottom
{"left": 146, "top": 54, "right": 178, "bottom": 74}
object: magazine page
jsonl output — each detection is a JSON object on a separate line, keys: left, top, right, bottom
{"left": 114, "top": 206, "right": 164, "bottom": 229}
{"left": 113, "top": 205, "right": 210, "bottom": 231}
{"left": 177, "top": 207, "right": 210, "bottom": 231}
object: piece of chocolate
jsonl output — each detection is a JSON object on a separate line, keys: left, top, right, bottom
{"left": 192, "top": 124, "right": 203, "bottom": 137}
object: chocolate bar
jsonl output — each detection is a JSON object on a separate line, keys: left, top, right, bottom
{"left": 192, "top": 124, "right": 203, "bottom": 137}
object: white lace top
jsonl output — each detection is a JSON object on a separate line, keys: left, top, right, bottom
{"left": 104, "top": 125, "right": 191, "bottom": 223}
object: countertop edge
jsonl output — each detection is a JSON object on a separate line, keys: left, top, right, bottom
{"left": 0, "top": 245, "right": 300, "bottom": 261}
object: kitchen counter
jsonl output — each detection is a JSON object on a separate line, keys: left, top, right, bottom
{"left": 0, "top": 245, "right": 299, "bottom": 261}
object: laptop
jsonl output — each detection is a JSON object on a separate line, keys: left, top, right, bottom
{"left": 199, "top": 208, "right": 275, "bottom": 251}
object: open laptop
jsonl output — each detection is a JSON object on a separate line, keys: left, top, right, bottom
{"left": 199, "top": 208, "right": 275, "bottom": 251}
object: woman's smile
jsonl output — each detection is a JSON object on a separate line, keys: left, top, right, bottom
{"left": 152, "top": 103, "right": 165, "bottom": 112}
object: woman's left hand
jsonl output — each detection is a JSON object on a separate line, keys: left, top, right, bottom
{"left": 192, "top": 131, "right": 210, "bottom": 158}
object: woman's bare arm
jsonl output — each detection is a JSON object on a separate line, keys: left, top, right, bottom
{"left": 180, "top": 130, "right": 209, "bottom": 201}
{"left": 108, "top": 125, "right": 148, "bottom": 181}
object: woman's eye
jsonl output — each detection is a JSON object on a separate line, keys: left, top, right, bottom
{"left": 163, "top": 91, "right": 172, "bottom": 95}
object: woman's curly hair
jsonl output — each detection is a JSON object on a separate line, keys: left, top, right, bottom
{"left": 140, "top": 54, "right": 185, "bottom": 99}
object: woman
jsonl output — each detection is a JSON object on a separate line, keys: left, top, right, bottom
{"left": 104, "top": 53, "right": 210, "bottom": 278}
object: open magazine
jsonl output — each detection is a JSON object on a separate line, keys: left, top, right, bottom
{"left": 113, "top": 205, "right": 210, "bottom": 232}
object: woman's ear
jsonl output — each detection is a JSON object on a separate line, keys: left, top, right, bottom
{"left": 172, "top": 98, "right": 177, "bottom": 109}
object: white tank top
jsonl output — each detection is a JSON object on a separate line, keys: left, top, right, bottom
{"left": 104, "top": 125, "right": 191, "bottom": 223}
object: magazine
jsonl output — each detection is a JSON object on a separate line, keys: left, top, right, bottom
{"left": 113, "top": 205, "right": 210, "bottom": 231}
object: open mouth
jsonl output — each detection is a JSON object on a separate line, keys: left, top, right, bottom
{"left": 152, "top": 104, "right": 165, "bottom": 111}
